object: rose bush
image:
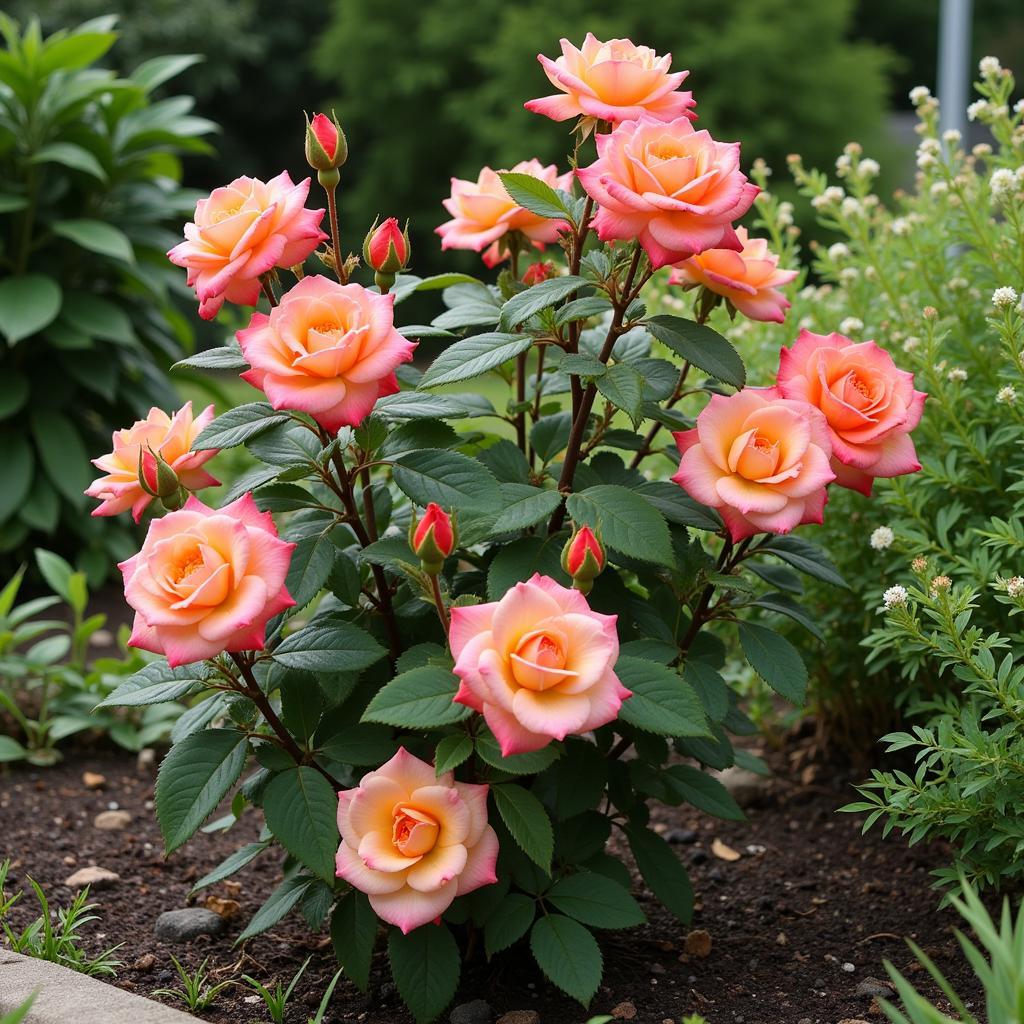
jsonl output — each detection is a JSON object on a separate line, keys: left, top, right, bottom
{"left": 91, "top": 33, "right": 926, "bottom": 1023}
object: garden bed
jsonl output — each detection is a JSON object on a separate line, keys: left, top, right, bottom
{"left": 0, "top": 749, "right": 980, "bottom": 1024}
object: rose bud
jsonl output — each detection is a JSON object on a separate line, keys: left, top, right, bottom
{"left": 522, "top": 261, "right": 556, "bottom": 285}
{"left": 136, "top": 446, "right": 188, "bottom": 511}
{"left": 409, "top": 503, "right": 456, "bottom": 575}
{"left": 560, "top": 524, "right": 605, "bottom": 594}
{"left": 363, "top": 217, "right": 411, "bottom": 292}
{"left": 304, "top": 110, "right": 348, "bottom": 188}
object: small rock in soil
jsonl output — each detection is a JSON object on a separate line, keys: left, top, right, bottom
{"left": 856, "top": 977, "right": 895, "bottom": 999}
{"left": 132, "top": 953, "right": 156, "bottom": 971}
{"left": 650, "top": 962, "right": 666, "bottom": 975}
{"left": 611, "top": 1001, "right": 637, "bottom": 1020}
{"left": 496, "top": 1013, "right": 540, "bottom": 1024}
{"left": 451, "top": 1000, "right": 491, "bottom": 1024}
{"left": 94, "top": 809, "right": 132, "bottom": 830}
{"left": 64, "top": 866, "right": 120, "bottom": 889}
{"left": 82, "top": 771, "right": 106, "bottom": 790}
{"left": 666, "top": 828, "right": 697, "bottom": 845}
{"left": 136, "top": 748, "right": 157, "bottom": 774}
{"left": 154, "top": 907, "right": 227, "bottom": 943}
{"left": 711, "top": 838, "right": 741, "bottom": 861}
{"left": 690, "top": 849, "right": 708, "bottom": 864}
{"left": 713, "top": 766, "right": 770, "bottom": 806}
{"left": 684, "top": 929, "right": 713, "bottom": 958}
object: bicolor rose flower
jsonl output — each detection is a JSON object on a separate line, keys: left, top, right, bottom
{"left": 776, "top": 330, "right": 926, "bottom": 495}
{"left": 168, "top": 172, "right": 327, "bottom": 320}
{"left": 118, "top": 494, "right": 295, "bottom": 666}
{"left": 450, "top": 574, "right": 629, "bottom": 756}
{"left": 577, "top": 115, "right": 759, "bottom": 269}
{"left": 525, "top": 33, "right": 695, "bottom": 125}
{"left": 237, "top": 275, "right": 416, "bottom": 433}
{"left": 669, "top": 227, "right": 797, "bottom": 323}
{"left": 672, "top": 390, "right": 835, "bottom": 543}
{"left": 335, "top": 748, "right": 499, "bottom": 934}
{"left": 437, "top": 159, "right": 574, "bottom": 268}
{"left": 363, "top": 217, "right": 410, "bottom": 273}
{"left": 85, "top": 403, "right": 219, "bottom": 522}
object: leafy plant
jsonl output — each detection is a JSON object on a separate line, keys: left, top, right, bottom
{"left": 305, "top": 967, "right": 344, "bottom": 1024}
{"left": 0, "top": 860, "right": 122, "bottom": 976}
{"left": 0, "top": 996, "right": 36, "bottom": 1024}
{"left": 241, "top": 956, "right": 311, "bottom": 1024}
{"left": 0, "top": 13, "right": 215, "bottom": 576}
{"left": 152, "top": 956, "right": 233, "bottom": 1012}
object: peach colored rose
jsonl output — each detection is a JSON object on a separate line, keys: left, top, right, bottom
{"left": 168, "top": 172, "right": 327, "bottom": 320}
{"left": 672, "top": 390, "right": 835, "bottom": 543}
{"left": 776, "top": 330, "right": 926, "bottom": 495}
{"left": 85, "top": 402, "right": 219, "bottom": 522}
{"left": 525, "top": 33, "right": 695, "bottom": 125}
{"left": 577, "top": 116, "right": 759, "bottom": 269}
{"left": 450, "top": 574, "right": 629, "bottom": 756}
{"left": 118, "top": 494, "right": 295, "bottom": 667}
{"left": 237, "top": 275, "right": 416, "bottom": 433}
{"left": 335, "top": 748, "right": 498, "bottom": 934}
{"left": 437, "top": 159, "right": 574, "bottom": 268}
{"left": 668, "top": 227, "right": 797, "bottom": 323}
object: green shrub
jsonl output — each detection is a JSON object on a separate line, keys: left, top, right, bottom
{"left": 0, "top": 14, "right": 214, "bottom": 577}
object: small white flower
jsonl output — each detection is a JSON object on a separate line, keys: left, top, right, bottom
{"left": 990, "top": 168, "right": 1018, "bottom": 202}
{"left": 827, "top": 242, "right": 850, "bottom": 261}
{"left": 835, "top": 154, "right": 852, "bottom": 176}
{"left": 859, "top": 158, "right": 880, "bottom": 177}
{"left": 797, "top": 315, "right": 814, "bottom": 329}
{"left": 973, "top": 142, "right": 994, "bottom": 158}
{"left": 947, "top": 367, "right": 968, "bottom": 383}
{"left": 992, "top": 286, "right": 1019, "bottom": 308}
{"left": 917, "top": 152, "right": 937, "bottom": 170}
{"left": 811, "top": 186, "right": 845, "bottom": 210}
{"left": 891, "top": 217, "right": 911, "bottom": 236}
{"left": 870, "top": 526, "right": 895, "bottom": 550}
{"left": 930, "top": 181, "right": 949, "bottom": 196}
{"left": 902, "top": 335, "right": 921, "bottom": 352}
{"left": 839, "top": 267, "right": 860, "bottom": 283}
{"left": 942, "top": 128, "right": 961, "bottom": 144}
{"left": 948, "top": 277, "right": 968, "bottom": 291}
{"left": 1015, "top": 99, "right": 1024, "bottom": 115}
{"left": 967, "top": 99, "right": 990, "bottom": 122}
{"left": 909, "top": 86, "right": 931, "bottom": 105}
{"left": 883, "top": 585, "right": 909, "bottom": 609}
{"left": 919, "top": 138, "right": 941, "bottom": 155}
{"left": 1008, "top": 577, "right": 1024, "bottom": 598}
{"left": 997, "top": 385, "right": 1018, "bottom": 404}
{"left": 839, "top": 316, "right": 864, "bottom": 334}
{"left": 841, "top": 196, "right": 863, "bottom": 217}
{"left": 979, "top": 55, "right": 1002, "bottom": 76}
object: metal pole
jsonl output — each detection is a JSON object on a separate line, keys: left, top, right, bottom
{"left": 937, "top": 0, "right": 973, "bottom": 139}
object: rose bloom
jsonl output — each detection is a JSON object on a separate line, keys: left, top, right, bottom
{"left": 450, "top": 574, "right": 629, "bottom": 756}
{"left": 672, "top": 390, "right": 835, "bottom": 543}
{"left": 776, "top": 330, "right": 926, "bottom": 495}
{"left": 437, "top": 159, "right": 574, "bottom": 268}
{"left": 525, "top": 33, "right": 695, "bottom": 124}
{"left": 335, "top": 748, "right": 498, "bottom": 934}
{"left": 168, "top": 171, "right": 327, "bottom": 320}
{"left": 119, "top": 494, "right": 295, "bottom": 667}
{"left": 237, "top": 275, "right": 416, "bottom": 433}
{"left": 577, "top": 115, "right": 759, "bottom": 269}
{"left": 668, "top": 227, "right": 797, "bottom": 323}
{"left": 85, "top": 402, "right": 219, "bottom": 521}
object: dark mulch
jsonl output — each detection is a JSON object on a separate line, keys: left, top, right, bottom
{"left": 0, "top": 749, "right": 983, "bottom": 1024}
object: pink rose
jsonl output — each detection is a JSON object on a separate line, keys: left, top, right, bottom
{"left": 669, "top": 227, "right": 797, "bottom": 323}
{"left": 672, "top": 390, "right": 836, "bottom": 543}
{"left": 525, "top": 33, "right": 695, "bottom": 125}
{"left": 85, "top": 402, "right": 219, "bottom": 522}
{"left": 335, "top": 748, "right": 499, "bottom": 934}
{"left": 118, "top": 494, "right": 295, "bottom": 667}
{"left": 776, "top": 330, "right": 926, "bottom": 495}
{"left": 577, "top": 115, "right": 759, "bottom": 269}
{"left": 237, "top": 275, "right": 416, "bottom": 433}
{"left": 437, "top": 159, "right": 574, "bottom": 268}
{"left": 168, "top": 171, "right": 327, "bottom": 320}
{"left": 450, "top": 574, "right": 629, "bottom": 756}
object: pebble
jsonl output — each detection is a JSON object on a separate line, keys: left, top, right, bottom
{"left": 842, "top": 962, "right": 856, "bottom": 972}
{"left": 855, "top": 977, "right": 895, "bottom": 999}
{"left": 132, "top": 953, "right": 156, "bottom": 971}
{"left": 649, "top": 962, "right": 666, "bottom": 975}
{"left": 684, "top": 929, "right": 713, "bottom": 958}
{"left": 154, "top": 907, "right": 227, "bottom": 943}
{"left": 451, "top": 1000, "right": 491, "bottom": 1024}
{"left": 713, "top": 766, "right": 770, "bottom": 807}
{"left": 93, "top": 810, "right": 132, "bottom": 830}
{"left": 666, "top": 828, "right": 697, "bottom": 845}
{"left": 611, "top": 1002, "right": 637, "bottom": 1020}
{"left": 690, "top": 849, "right": 708, "bottom": 865}
{"left": 63, "top": 866, "right": 120, "bottom": 889}
{"left": 496, "top": 1013, "right": 540, "bottom": 1024}
{"left": 137, "top": 748, "right": 157, "bottom": 774}
{"left": 82, "top": 771, "right": 106, "bottom": 790}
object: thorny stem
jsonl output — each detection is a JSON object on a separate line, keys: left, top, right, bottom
{"left": 567, "top": 196, "right": 595, "bottom": 421}
{"left": 429, "top": 575, "right": 450, "bottom": 636}
{"left": 325, "top": 186, "right": 347, "bottom": 284}
{"left": 359, "top": 466, "right": 379, "bottom": 542}
{"left": 528, "top": 345, "right": 547, "bottom": 466}
{"left": 260, "top": 275, "right": 278, "bottom": 308}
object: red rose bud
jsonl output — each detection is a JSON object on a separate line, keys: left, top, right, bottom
{"left": 522, "top": 261, "right": 556, "bottom": 286}
{"left": 305, "top": 111, "right": 347, "bottom": 184}
{"left": 561, "top": 525, "right": 605, "bottom": 594}
{"left": 137, "top": 446, "right": 187, "bottom": 512}
{"left": 409, "top": 503, "right": 456, "bottom": 574}
{"left": 363, "top": 217, "right": 411, "bottom": 292}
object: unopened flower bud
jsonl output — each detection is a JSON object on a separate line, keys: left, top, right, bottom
{"left": 137, "top": 445, "right": 180, "bottom": 500}
{"left": 409, "top": 503, "right": 456, "bottom": 575}
{"left": 305, "top": 111, "right": 347, "bottom": 188}
{"left": 561, "top": 525, "right": 605, "bottom": 594}
{"left": 522, "top": 261, "right": 556, "bottom": 286}
{"left": 363, "top": 217, "right": 410, "bottom": 292}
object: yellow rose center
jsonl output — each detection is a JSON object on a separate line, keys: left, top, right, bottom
{"left": 170, "top": 549, "right": 204, "bottom": 584}
{"left": 730, "top": 428, "right": 782, "bottom": 481}
{"left": 212, "top": 204, "right": 241, "bottom": 223}
{"left": 509, "top": 629, "right": 573, "bottom": 692}
{"left": 391, "top": 805, "right": 440, "bottom": 858}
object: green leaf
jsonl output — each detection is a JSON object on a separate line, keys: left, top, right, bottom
{"left": 484, "top": 893, "right": 535, "bottom": 956}
{"left": 0, "top": 433, "right": 33, "bottom": 523}
{"left": 499, "top": 276, "right": 589, "bottom": 331}
{"left": 645, "top": 315, "right": 746, "bottom": 388}
{"left": 0, "top": 194, "right": 28, "bottom": 213}
{"left": 155, "top": 729, "right": 248, "bottom": 854}
{"left": 555, "top": 296, "right": 613, "bottom": 326}
{"left": 191, "top": 840, "right": 270, "bottom": 893}
{"left": 0, "top": 275, "right": 62, "bottom": 344}
{"left": 759, "top": 535, "right": 848, "bottom": 588}
{"left": 60, "top": 292, "right": 134, "bottom": 345}
{"left": 97, "top": 659, "right": 206, "bottom": 707}
{"left": 419, "top": 332, "right": 532, "bottom": 388}
{"left": 362, "top": 665, "right": 471, "bottom": 728}
{"left": 331, "top": 890, "right": 377, "bottom": 992}
{"left": 172, "top": 344, "right": 249, "bottom": 371}
{"left": 34, "top": 548, "right": 73, "bottom": 601}
{"left": 625, "top": 825, "right": 693, "bottom": 924}
{"left": 615, "top": 656, "right": 709, "bottom": 737}
{"left": 388, "top": 923, "right": 461, "bottom": 1024}
{"left": 491, "top": 485, "right": 562, "bottom": 534}
{"left": 375, "top": 391, "right": 471, "bottom": 420}
{"left": 665, "top": 764, "right": 745, "bottom": 820}
{"left": 595, "top": 363, "right": 644, "bottom": 427}
{"left": 320, "top": 723, "right": 398, "bottom": 766}
{"left": 31, "top": 410, "right": 89, "bottom": 507}
{"left": 263, "top": 766, "right": 339, "bottom": 883}
{"left": 548, "top": 739, "right": 608, "bottom": 819}
{"left": 486, "top": 535, "right": 568, "bottom": 601}
{"left": 237, "top": 875, "right": 312, "bottom": 942}
{"left": 530, "top": 915, "right": 602, "bottom": 1005}
{"left": 53, "top": 219, "right": 134, "bottom": 263}
{"left": 131, "top": 53, "right": 203, "bottom": 92}
{"left": 31, "top": 141, "right": 105, "bottom": 180}
{"left": 274, "top": 615, "right": 385, "bottom": 674}
{"left": 392, "top": 449, "right": 499, "bottom": 512}
{"left": 475, "top": 730, "right": 561, "bottom": 776}
{"left": 498, "top": 171, "right": 573, "bottom": 220}
{"left": 39, "top": 30, "right": 117, "bottom": 73}
{"left": 284, "top": 529, "right": 338, "bottom": 610}
{"left": 193, "top": 402, "right": 289, "bottom": 449}
{"left": 547, "top": 870, "right": 645, "bottom": 929}
{"left": 0, "top": 736, "right": 27, "bottom": 762}
{"left": 434, "top": 733, "right": 474, "bottom": 775}
{"left": 0, "top": 368, "right": 29, "bottom": 419}
{"left": 566, "top": 485, "right": 673, "bottom": 564}
{"left": 493, "top": 783, "right": 552, "bottom": 872}
{"left": 530, "top": 412, "right": 572, "bottom": 464}
{"left": 737, "top": 621, "right": 807, "bottom": 704}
